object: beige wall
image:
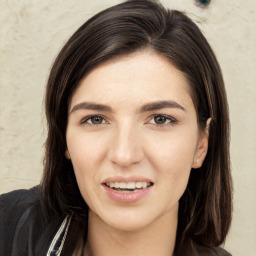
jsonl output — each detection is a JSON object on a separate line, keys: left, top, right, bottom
{"left": 0, "top": 0, "right": 255, "bottom": 255}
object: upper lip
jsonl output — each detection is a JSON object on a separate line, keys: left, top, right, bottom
{"left": 102, "top": 176, "right": 153, "bottom": 184}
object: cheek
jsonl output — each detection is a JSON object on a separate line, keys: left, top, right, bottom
{"left": 66, "top": 132, "right": 108, "bottom": 201}
{"left": 157, "top": 141, "right": 194, "bottom": 188}
{"left": 66, "top": 134, "right": 106, "bottom": 212}
{"left": 155, "top": 143, "right": 195, "bottom": 208}
{"left": 145, "top": 129, "right": 198, "bottom": 198}
{"left": 67, "top": 132, "right": 106, "bottom": 173}
{"left": 146, "top": 129, "right": 198, "bottom": 173}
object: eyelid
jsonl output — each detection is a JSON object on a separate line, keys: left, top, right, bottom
{"left": 147, "top": 114, "right": 178, "bottom": 126}
{"left": 81, "top": 114, "right": 109, "bottom": 125}
{"left": 79, "top": 114, "right": 178, "bottom": 127}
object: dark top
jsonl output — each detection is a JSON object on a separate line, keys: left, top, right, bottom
{"left": 0, "top": 186, "right": 232, "bottom": 256}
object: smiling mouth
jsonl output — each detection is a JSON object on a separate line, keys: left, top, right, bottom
{"left": 104, "top": 181, "right": 153, "bottom": 193}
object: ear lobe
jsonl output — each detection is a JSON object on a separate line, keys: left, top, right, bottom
{"left": 192, "top": 118, "right": 211, "bottom": 169}
{"left": 65, "top": 150, "right": 71, "bottom": 159}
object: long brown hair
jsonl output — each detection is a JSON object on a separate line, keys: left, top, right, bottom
{"left": 41, "top": 0, "right": 232, "bottom": 250}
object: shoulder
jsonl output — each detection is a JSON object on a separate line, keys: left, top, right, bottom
{"left": 0, "top": 186, "right": 39, "bottom": 212}
{"left": 192, "top": 242, "right": 232, "bottom": 256}
{"left": 0, "top": 186, "right": 41, "bottom": 231}
{"left": 0, "top": 186, "right": 41, "bottom": 233}
{"left": 176, "top": 238, "right": 232, "bottom": 256}
{"left": 0, "top": 186, "right": 58, "bottom": 255}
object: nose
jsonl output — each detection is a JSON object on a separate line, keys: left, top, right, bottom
{"left": 108, "top": 122, "right": 144, "bottom": 168}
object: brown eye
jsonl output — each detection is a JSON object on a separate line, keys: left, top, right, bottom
{"left": 81, "top": 115, "right": 107, "bottom": 125}
{"left": 148, "top": 114, "right": 177, "bottom": 126}
{"left": 154, "top": 115, "right": 167, "bottom": 124}
{"left": 90, "top": 116, "right": 104, "bottom": 124}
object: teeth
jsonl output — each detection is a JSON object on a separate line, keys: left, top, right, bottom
{"left": 106, "top": 181, "right": 151, "bottom": 189}
{"left": 120, "top": 182, "right": 126, "bottom": 189}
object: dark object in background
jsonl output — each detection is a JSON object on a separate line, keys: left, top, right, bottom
{"left": 195, "top": 0, "right": 211, "bottom": 7}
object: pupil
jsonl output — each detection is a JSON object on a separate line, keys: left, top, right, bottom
{"left": 154, "top": 115, "right": 166, "bottom": 124}
{"left": 92, "top": 116, "right": 102, "bottom": 124}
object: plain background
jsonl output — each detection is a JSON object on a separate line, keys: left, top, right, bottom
{"left": 0, "top": 0, "right": 255, "bottom": 255}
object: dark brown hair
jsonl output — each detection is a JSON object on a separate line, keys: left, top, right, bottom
{"left": 41, "top": 0, "right": 232, "bottom": 250}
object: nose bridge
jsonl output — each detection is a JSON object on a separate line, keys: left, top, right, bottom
{"left": 109, "top": 119, "right": 143, "bottom": 167}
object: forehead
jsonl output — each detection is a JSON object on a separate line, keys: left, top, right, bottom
{"left": 70, "top": 50, "right": 193, "bottom": 110}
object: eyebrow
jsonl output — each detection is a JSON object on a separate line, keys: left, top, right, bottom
{"left": 70, "top": 102, "right": 113, "bottom": 113}
{"left": 70, "top": 100, "right": 185, "bottom": 114}
{"left": 140, "top": 100, "right": 186, "bottom": 112}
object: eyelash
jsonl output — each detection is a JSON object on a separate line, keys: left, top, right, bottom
{"left": 80, "top": 115, "right": 109, "bottom": 126}
{"left": 148, "top": 114, "right": 178, "bottom": 127}
{"left": 80, "top": 114, "right": 178, "bottom": 127}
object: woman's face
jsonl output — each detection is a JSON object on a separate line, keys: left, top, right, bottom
{"left": 66, "top": 51, "right": 208, "bottom": 231}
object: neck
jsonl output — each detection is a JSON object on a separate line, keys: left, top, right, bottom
{"left": 84, "top": 204, "right": 178, "bottom": 256}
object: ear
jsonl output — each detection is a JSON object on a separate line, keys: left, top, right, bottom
{"left": 65, "top": 149, "right": 71, "bottom": 159}
{"left": 192, "top": 118, "right": 211, "bottom": 169}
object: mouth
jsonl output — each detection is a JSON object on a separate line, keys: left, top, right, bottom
{"left": 104, "top": 181, "right": 153, "bottom": 193}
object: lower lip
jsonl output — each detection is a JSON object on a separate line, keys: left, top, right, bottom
{"left": 103, "top": 184, "right": 152, "bottom": 203}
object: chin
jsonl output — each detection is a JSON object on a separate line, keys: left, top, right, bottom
{"left": 97, "top": 206, "right": 158, "bottom": 232}
{"left": 106, "top": 217, "right": 151, "bottom": 232}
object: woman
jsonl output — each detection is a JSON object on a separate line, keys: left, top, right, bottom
{"left": 0, "top": 0, "right": 232, "bottom": 255}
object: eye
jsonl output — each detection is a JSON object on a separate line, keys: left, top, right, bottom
{"left": 149, "top": 115, "right": 177, "bottom": 126}
{"left": 81, "top": 115, "right": 108, "bottom": 125}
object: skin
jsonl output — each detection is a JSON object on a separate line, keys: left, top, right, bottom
{"left": 66, "top": 50, "right": 209, "bottom": 256}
